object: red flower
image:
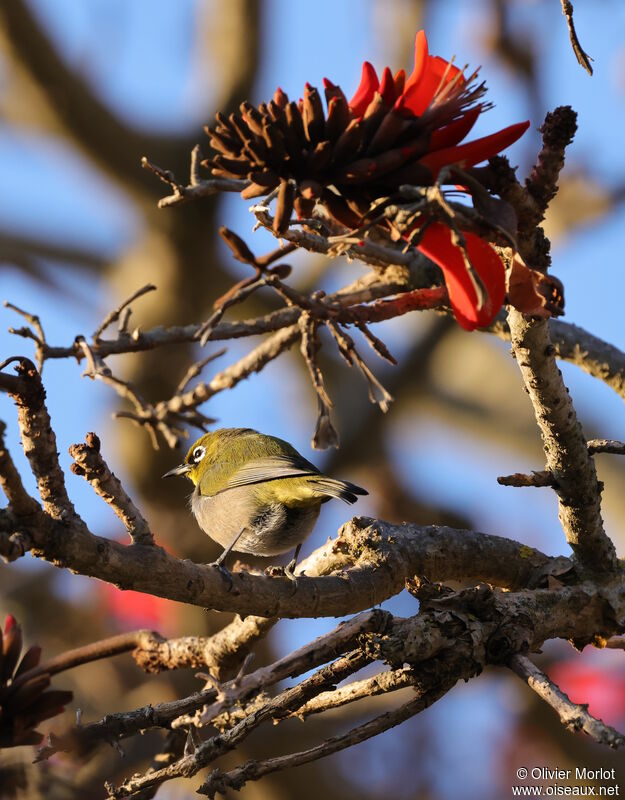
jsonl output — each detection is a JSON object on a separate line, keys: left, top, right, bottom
{"left": 207, "top": 30, "right": 535, "bottom": 330}
{"left": 346, "top": 30, "right": 530, "bottom": 330}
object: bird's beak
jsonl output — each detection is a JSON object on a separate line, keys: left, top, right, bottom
{"left": 162, "top": 463, "right": 192, "bottom": 479}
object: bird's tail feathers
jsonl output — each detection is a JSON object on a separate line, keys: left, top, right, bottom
{"left": 313, "top": 477, "right": 368, "bottom": 504}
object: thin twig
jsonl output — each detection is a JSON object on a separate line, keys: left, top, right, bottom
{"left": 198, "top": 667, "right": 460, "bottom": 798}
{"left": 3, "top": 301, "right": 46, "bottom": 372}
{"left": 68, "top": 432, "right": 154, "bottom": 545}
{"left": 560, "top": 0, "right": 593, "bottom": 76}
{"left": 93, "top": 285, "right": 157, "bottom": 341}
{"left": 108, "top": 650, "right": 373, "bottom": 797}
{"left": 587, "top": 439, "right": 625, "bottom": 456}
{"left": 175, "top": 349, "right": 227, "bottom": 394}
{"left": 509, "top": 654, "right": 624, "bottom": 747}
{"left": 497, "top": 470, "right": 556, "bottom": 488}
{"left": 11, "top": 630, "right": 162, "bottom": 693}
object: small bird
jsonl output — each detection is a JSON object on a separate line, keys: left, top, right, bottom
{"left": 164, "top": 428, "right": 367, "bottom": 578}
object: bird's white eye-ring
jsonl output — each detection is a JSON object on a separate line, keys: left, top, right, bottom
{"left": 191, "top": 445, "right": 206, "bottom": 464}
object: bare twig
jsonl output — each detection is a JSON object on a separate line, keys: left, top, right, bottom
{"left": 199, "top": 668, "right": 459, "bottom": 798}
{"left": 93, "top": 284, "right": 157, "bottom": 342}
{"left": 175, "top": 349, "right": 227, "bottom": 394}
{"left": 509, "top": 654, "right": 624, "bottom": 747}
{"left": 159, "top": 324, "right": 300, "bottom": 428}
{"left": 560, "top": 0, "right": 593, "bottom": 76}
{"left": 68, "top": 432, "right": 154, "bottom": 545}
{"left": 290, "top": 666, "right": 418, "bottom": 720}
{"left": 3, "top": 302, "right": 46, "bottom": 371}
{"left": 11, "top": 630, "right": 162, "bottom": 693}
{"left": 299, "top": 313, "right": 338, "bottom": 449}
{"left": 497, "top": 470, "right": 556, "bottom": 488}
{"left": 587, "top": 439, "right": 625, "bottom": 456}
{"left": 141, "top": 156, "right": 248, "bottom": 205}
{"left": 108, "top": 649, "right": 374, "bottom": 796}
{"left": 525, "top": 107, "right": 578, "bottom": 224}
{"left": 327, "top": 321, "right": 393, "bottom": 413}
{"left": 0, "top": 419, "right": 40, "bottom": 516}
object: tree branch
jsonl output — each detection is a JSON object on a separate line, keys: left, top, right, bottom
{"left": 198, "top": 668, "right": 458, "bottom": 798}
{"left": 0, "top": 357, "right": 84, "bottom": 525}
{"left": 507, "top": 309, "right": 617, "bottom": 574}
{"left": 560, "top": 0, "right": 593, "bottom": 76}
{"left": 509, "top": 654, "right": 624, "bottom": 747}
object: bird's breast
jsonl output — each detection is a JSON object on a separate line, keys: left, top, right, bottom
{"left": 191, "top": 485, "right": 321, "bottom": 556}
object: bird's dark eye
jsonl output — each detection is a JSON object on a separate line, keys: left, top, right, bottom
{"left": 192, "top": 446, "right": 205, "bottom": 463}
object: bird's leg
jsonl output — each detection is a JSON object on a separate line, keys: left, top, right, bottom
{"left": 284, "top": 543, "right": 302, "bottom": 582}
{"left": 210, "top": 528, "right": 246, "bottom": 585}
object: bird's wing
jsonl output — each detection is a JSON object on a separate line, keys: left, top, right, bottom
{"left": 219, "top": 455, "right": 319, "bottom": 492}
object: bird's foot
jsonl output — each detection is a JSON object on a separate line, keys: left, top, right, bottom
{"left": 284, "top": 558, "right": 298, "bottom": 582}
{"left": 208, "top": 559, "right": 233, "bottom": 591}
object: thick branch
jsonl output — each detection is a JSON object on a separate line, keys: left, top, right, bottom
{"left": 507, "top": 310, "right": 617, "bottom": 574}
{"left": 0, "top": 358, "right": 83, "bottom": 525}
{"left": 0, "top": 509, "right": 572, "bottom": 618}
{"left": 491, "top": 317, "right": 625, "bottom": 403}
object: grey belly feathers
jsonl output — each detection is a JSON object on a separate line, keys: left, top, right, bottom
{"left": 191, "top": 484, "right": 321, "bottom": 557}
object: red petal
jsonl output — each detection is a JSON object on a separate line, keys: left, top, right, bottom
{"left": 393, "top": 69, "right": 406, "bottom": 96}
{"left": 421, "top": 120, "right": 530, "bottom": 176}
{"left": 349, "top": 61, "right": 379, "bottom": 118}
{"left": 429, "top": 105, "right": 482, "bottom": 151}
{"left": 416, "top": 223, "right": 505, "bottom": 330}
{"left": 400, "top": 32, "right": 465, "bottom": 118}
{"left": 4, "top": 615, "right": 16, "bottom": 633}
{"left": 404, "top": 30, "right": 429, "bottom": 93}
{"left": 379, "top": 67, "right": 396, "bottom": 105}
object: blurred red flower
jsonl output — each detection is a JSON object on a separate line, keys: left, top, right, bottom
{"left": 98, "top": 583, "right": 179, "bottom": 635}
{"left": 550, "top": 660, "right": 625, "bottom": 727}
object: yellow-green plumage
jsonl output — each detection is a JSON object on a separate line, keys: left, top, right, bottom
{"left": 164, "top": 428, "right": 367, "bottom": 563}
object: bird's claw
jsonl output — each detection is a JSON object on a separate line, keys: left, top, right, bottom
{"left": 209, "top": 560, "right": 233, "bottom": 591}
